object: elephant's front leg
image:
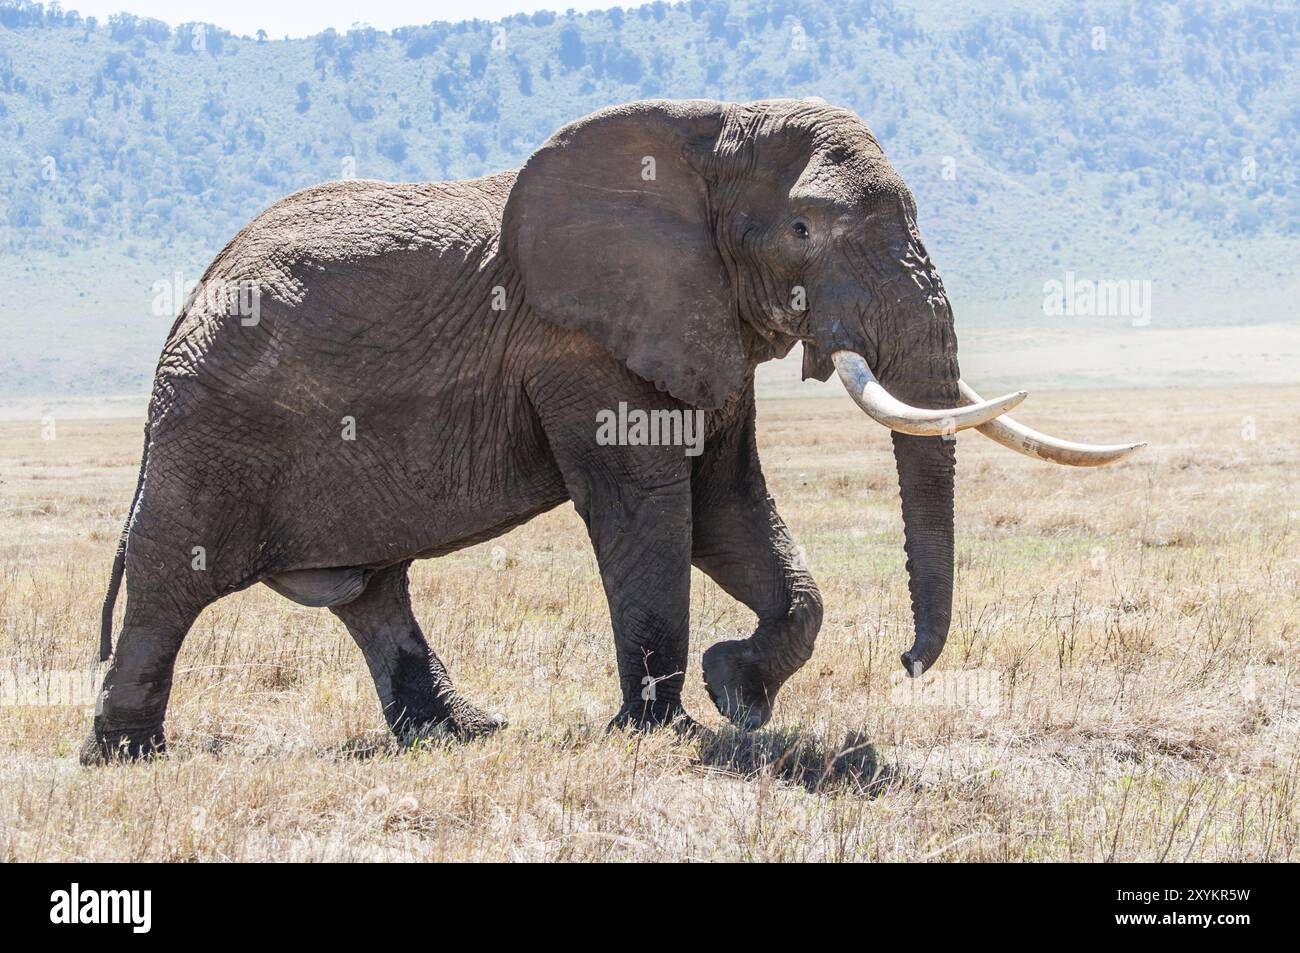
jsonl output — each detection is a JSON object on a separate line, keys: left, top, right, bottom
{"left": 531, "top": 342, "right": 700, "bottom": 730}
{"left": 578, "top": 473, "right": 695, "bottom": 730}
{"left": 539, "top": 385, "right": 696, "bottom": 727}
{"left": 692, "top": 402, "right": 823, "bottom": 731}
{"left": 693, "top": 497, "right": 822, "bottom": 730}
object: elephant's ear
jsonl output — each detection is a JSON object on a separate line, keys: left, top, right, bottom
{"left": 503, "top": 101, "right": 746, "bottom": 409}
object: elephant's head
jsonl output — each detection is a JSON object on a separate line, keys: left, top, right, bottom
{"left": 504, "top": 99, "right": 1143, "bottom": 677}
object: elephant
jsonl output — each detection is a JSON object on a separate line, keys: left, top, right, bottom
{"left": 81, "top": 98, "right": 1142, "bottom": 763}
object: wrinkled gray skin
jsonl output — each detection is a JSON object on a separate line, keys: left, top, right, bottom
{"left": 83, "top": 99, "right": 962, "bottom": 763}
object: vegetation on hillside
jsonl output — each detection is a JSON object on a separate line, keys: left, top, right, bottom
{"left": 2, "top": 0, "right": 1296, "bottom": 255}
{"left": 0, "top": 0, "right": 1296, "bottom": 398}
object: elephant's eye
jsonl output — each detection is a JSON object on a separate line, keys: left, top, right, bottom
{"left": 792, "top": 221, "right": 810, "bottom": 239}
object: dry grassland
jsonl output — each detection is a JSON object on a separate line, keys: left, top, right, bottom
{"left": 0, "top": 387, "right": 1296, "bottom": 860}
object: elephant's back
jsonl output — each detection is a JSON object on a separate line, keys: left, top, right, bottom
{"left": 210, "top": 173, "right": 516, "bottom": 282}
{"left": 148, "top": 171, "right": 521, "bottom": 423}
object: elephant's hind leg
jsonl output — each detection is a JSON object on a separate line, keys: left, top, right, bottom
{"left": 80, "top": 584, "right": 207, "bottom": 765}
{"left": 331, "top": 562, "right": 504, "bottom": 742}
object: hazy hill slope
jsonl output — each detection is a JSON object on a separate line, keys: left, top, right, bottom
{"left": 1, "top": 0, "right": 1297, "bottom": 400}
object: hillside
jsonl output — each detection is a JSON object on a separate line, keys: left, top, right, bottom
{"left": 1, "top": 0, "right": 1298, "bottom": 400}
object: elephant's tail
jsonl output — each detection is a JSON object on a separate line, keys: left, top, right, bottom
{"left": 100, "top": 427, "right": 149, "bottom": 662}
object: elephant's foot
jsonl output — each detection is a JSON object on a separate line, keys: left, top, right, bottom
{"left": 78, "top": 721, "right": 167, "bottom": 765}
{"left": 702, "top": 639, "right": 778, "bottom": 732}
{"left": 398, "top": 693, "right": 507, "bottom": 744}
{"left": 607, "top": 698, "right": 699, "bottom": 737}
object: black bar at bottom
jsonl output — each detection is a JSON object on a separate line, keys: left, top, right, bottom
{"left": 1, "top": 862, "right": 1283, "bottom": 939}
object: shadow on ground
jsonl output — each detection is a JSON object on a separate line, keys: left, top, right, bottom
{"left": 694, "top": 726, "right": 903, "bottom": 796}
{"left": 216, "top": 722, "right": 907, "bottom": 801}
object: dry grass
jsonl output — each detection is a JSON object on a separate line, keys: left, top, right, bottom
{"left": 0, "top": 387, "right": 1297, "bottom": 861}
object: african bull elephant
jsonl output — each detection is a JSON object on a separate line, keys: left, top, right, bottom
{"left": 82, "top": 98, "right": 1142, "bottom": 763}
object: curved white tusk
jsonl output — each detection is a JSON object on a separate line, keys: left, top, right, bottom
{"left": 832, "top": 351, "right": 1026, "bottom": 436}
{"left": 958, "top": 380, "right": 1146, "bottom": 467}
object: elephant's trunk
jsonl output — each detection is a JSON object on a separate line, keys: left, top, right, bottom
{"left": 891, "top": 430, "right": 956, "bottom": 676}
{"left": 814, "top": 251, "right": 964, "bottom": 676}
{"left": 872, "top": 274, "right": 961, "bottom": 678}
